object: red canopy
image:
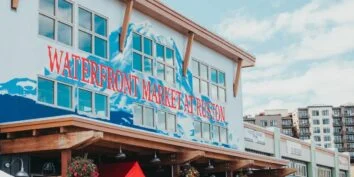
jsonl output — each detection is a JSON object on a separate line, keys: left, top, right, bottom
{"left": 100, "top": 161, "right": 146, "bottom": 177}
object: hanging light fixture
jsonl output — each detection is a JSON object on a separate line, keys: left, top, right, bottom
{"left": 115, "top": 145, "right": 126, "bottom": 160}
{"left": 150, "top": 151, "right": 161, "bottom": 164}
{"left": 205, "top": 160, "right": 214, "bottom": 170}
{"left": 246, "top": 168, "right": 253, "bottom": 175}
{"left": 4, "top": 158, "right": 29, "bottom": 177}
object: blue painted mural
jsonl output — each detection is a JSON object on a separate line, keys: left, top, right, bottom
{"left": 0, "top": 22, "right": 237, "bottom": 149}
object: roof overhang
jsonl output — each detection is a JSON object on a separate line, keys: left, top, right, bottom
{"left": 0, "top": 116, "right": 287, "bottom": 168}
{"left": 123, "top": 0, "right": 256, "bottom": 67}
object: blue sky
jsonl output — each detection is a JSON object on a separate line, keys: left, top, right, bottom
{"left": 162, "top": 0, "right": 354, "bottom": 115}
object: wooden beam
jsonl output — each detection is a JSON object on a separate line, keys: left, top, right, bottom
{"left": 0, "top": 131, "right": 103, "bottom": 154}
{"left": 120, "top": 0, "right": 134, "bottom": 52}
{"left": 61, "top": 149, "right": 72, "bottom": 177}
{"left": 183, "top": 31, "right": 195, "bottom": 76}
{"left": 32, "top": 129, "right": 38, "bottom": 136}
{"left": 11, "top": 0, "right": 19, "bottom": 10}
{"left": 177, "top": 150, "right": 204, "bottom": 163}
{"left": 212, "top": 160, "right": 254, "bottom": 173}
{"left": 248, "top": 168, "right": 297, "bottom": 177}
{"left": 233, "top": 59, "right": 243, "bottom": 97}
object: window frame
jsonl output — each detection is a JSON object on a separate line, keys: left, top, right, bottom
{"left": 132, "top": 32, "right": 155, "bottom": 75}
{"left": 77, "top": 87, "right": 110, "bottom": 119}
{"left": 37, "top": 76, "right": 75, "bottom": 112}
{"left": 77, "top": 5, "right": 109, "bottom": 60}
{"left": 157, "top": 110, "right": 177, "bottom": 133}
{"left": 38, "top": 0, "right": 74, "bottom": 46}
{"left": 191, "top": 58, "right": 227, "bottom": 102}
{"left": 133, "top": 104, "right": 156, "bottom": 129}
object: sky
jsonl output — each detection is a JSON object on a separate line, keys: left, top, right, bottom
{"left": 162, "top": 0, "right": 354, "bottom": 115}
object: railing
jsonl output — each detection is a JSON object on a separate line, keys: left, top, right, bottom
{"left": 299, "top": 123, "right": 310, "bottom": 127}
{"left": 333, "top": 122, "right": 342, "bottom": 126}
{"left": 334, "top": 131, "right": 342, "bottom": 135}
{"left": 345, "top": 122, "right": 354, "bottom": 126}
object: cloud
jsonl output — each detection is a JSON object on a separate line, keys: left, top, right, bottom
{"left": 243, "top": 59, "right": 354, "bottom": 115}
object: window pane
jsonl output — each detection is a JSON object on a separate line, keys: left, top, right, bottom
{"left": 78, "top": 89, "right": 92, "bottom": 113}
{"left": 57, "top": 83, "right": 72, "bottom": 108}
{"left": 38, "top": 78, "right": 54, "bottom": 104}
{"left": 39, "top": 15, "right": 54, "bottom": 39}
{"left": 193, "top": 77, "right": 199, "bottom": 93}
{"left": 144, "top": 107, "right": 154, "bottom": 127}
{"left": 210, "top": 84, "right": 218, "bottom": 100}
{"left": 211, "top": 69, "right": 217, "bottom": 83}
{"left": 200, "top": 64, "right": 208, "bottom": 79}
{"left": 133, "top": 33, "right": 142, "bottom": 51}
{"left": 219, "top": 87, "right": 226, "bottom": 102}
{"left": 157, "top": 112, "right": 166, "bottom": 130}
{"left": 79, "top": 8, "right": 92, "bottom": 30}
{"left": 166, "top": 48, "right": 174, "bottom": 66}
{"left": 95, "top": 93, "right": 107, "bottom": 117}
{"left": 58, "top": 0, "right": 73, "bottom": 22}
{"left": 39, "top": 0, "right": 54, "bottom": 15}
{"left": 220, "top": 127, "right": 227, "bottom": 143}
{"left": 143, "top": 38, "right": 152, "bottom": 56}
{"left": 218, "top": 72, "right": 225, "bottom": 86}
{"left": 133, "top": 53, "right": 142, "bottom": 71}
{"left": 200, "top": 80, "right": 208, "bottom": 95}
{"left": 165, "top": 66, "right": 174, "bottom": 83}
{"left": 194, "top": 122, "right": 201, "bottom": 138}
{"left": 213, "top": 126, "right": 220, "bottom": 142}
{"left": 167, "top": 113, "right": 176, "bottom": 132}
{"left": 156, "top": 44, "right": 164, "bottom": 61}
{"left": 134, "top": 105, "right": 143, "bottom": 125}
{"left": 143, "top": 57, "right": 153, "bottom": 75}
{"left": 94, "top": 15, "right": 107, "bottom": 36}
{"left": 202, "top": 123, "right": 210, "bottom": 140}
{"left": 191, "top": 60, "right": 199, "bottom": 75}
{"left": 157, "top": 62, "right": 165, "bottom": 80}
{"left": 58, "top": 22, "right": 72, "bottom": 46}
{"left": 95, "top": 37, "right": 107, "bottom": 58}
{"left": 79, "top": 31, "right": 92, "bottom": 53}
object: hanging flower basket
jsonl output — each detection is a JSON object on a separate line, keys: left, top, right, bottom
{"left": 67, "top": 156, "right": 99, "bottom": 177}
{"left": 180, "top": 166, "right": 200, "bottom": 177}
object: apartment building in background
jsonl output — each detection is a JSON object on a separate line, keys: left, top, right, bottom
{"left": 293, "top": 104, "right": 354, "bottom": 161}
{"left": 243, "top": 109, "right": 296, "bottom": 137}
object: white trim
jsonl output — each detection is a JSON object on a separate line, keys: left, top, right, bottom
{"left": 132, "top": 104, "right": 156, "bottom": 129}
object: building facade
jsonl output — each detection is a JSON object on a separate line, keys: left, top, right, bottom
{"left": 294, "top": 104, "right": 354, "bottom": 162}
{"left": 244, "top": 122, "right": 351, "bottom": 177}
{"left": 244, "top": 109, "right": 296, "bottom": 137}
{"left": 0, "top": 0, "right": 301, "bottom": 177}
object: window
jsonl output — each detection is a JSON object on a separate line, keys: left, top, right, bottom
{"left": 194, "top": 121, "right": 202, "bottom": 139}
{"left": 133, "top": 105, "right": 154, "bottom": 128}
{"left": 323, "top": 127, "right": 331, "bottom": 133}
{"left": 37, "top": 77, "right": 73, "bottom": 109}
{"left": 132, "top": 33, "right": 154, "bottom": 75}
{"left": 192, "top": 59, "right": 226, "bottom": 102}
{"left": 322, "top": 118, "right": 330, "bottom": 124}
{"left": 313, "top": 119, "right": 320, "bottom": 125}
{"left": 286, "top": 159, "right": 307, "bottom": 177}
{"left": 260, "top": 120, "right": 268, "bottom": 127}
{"left": 210, "top": 68, "right": 226, "bottom": 102}
{"left": 78, "top": 88, "right": 109, "bottom": 118}
{"left": 312, "top": 110, "right": 319, "bottom": 116}
{"left": 322, "top": 110, "right": 329, "bottom": 116}
{"left": 156, "top": 43, "right": 175, "bottom": 83}
{"left": 270, "top": 120, "right": 277, "bottom": 127}
{"left": 39, "top": 0, "right": 73, "bottom": 46}
{"left": 78, "top": 7, "right": 108, "bottom": 59}
{"left": 340, "top": 171, "right": 347, "bottom": 177}
{"left": 157, "top": 111, "right": 177, "bottom": 132}
{"left": 195, "top": 121, "right": 227, "bottom": 143}
{"left": 314, "top": 136, "right": 321, "bottom": 142}
{"left": 317, "top": 166, "right": 332, "bottom": 177}
{"left": 282, "top": 129, "right": 292, "bottom": 136}
{"left": 202, "top": 122, "right": 211, "bottom": 140}
{"left": 324, "top": 143, "right": 331, "bottom": 148}
{"left": 324, "top": 136, "right": 331, "bottom": 141}
{"left": 313, "top": 127, "right": 320, "bottom": 133}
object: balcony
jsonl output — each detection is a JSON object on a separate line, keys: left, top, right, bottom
{"left": 282, "top": 124, "right": 293, "bottom": 128}
{"left": 337, "top": 148, "right": 346, "bottom": 152}
{"left": 346, "top": 148, "right": 354, "bottom": 152}
{"left": 299, "top": 115, "right": 308, "bottom": 119}
{"left": 346, "top": 131, "right": 354, "bottom": 135}
{"left": 299, "top": 132, "right": 311, "bottom": 136}
{"left": 345, "top": 122, "right": 354, "bottom": 126}
{"left": 333, "top": 114, "right": 342, "bottom": 117}
{"left": 346, "top": 139, "right": 354, "bottom": 143}
{"left": 299, "top": 123, "right": 310, "bottom": 127}
{"left": 334, "top": 139, "right": 343, "bottom": 143}
{"left": 333, "top": 122, "right": 342, "bottom": 126}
